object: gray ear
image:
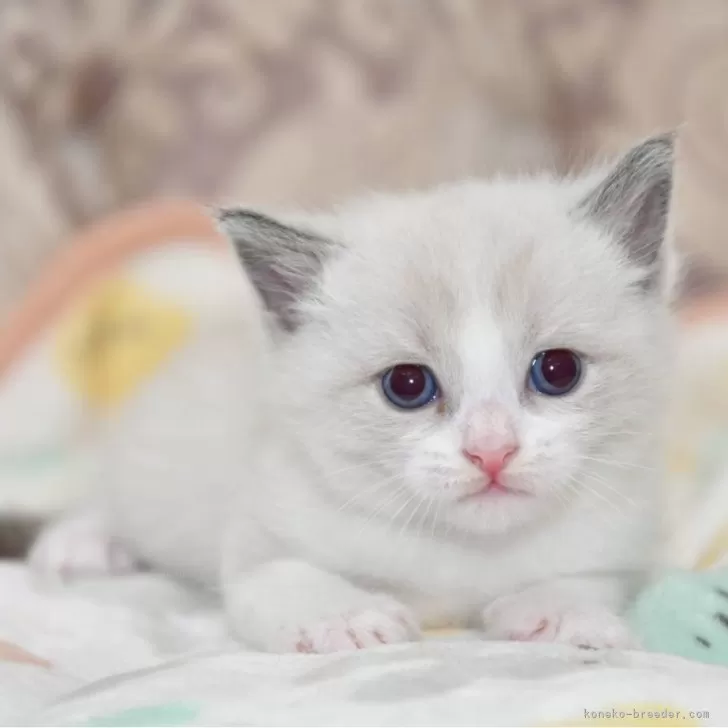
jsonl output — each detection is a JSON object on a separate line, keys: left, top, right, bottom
{"left": 216, "top": 208, "right": 333, "bottom": 331}
{"left": 577, "top": 133, "right": 675, "bottom": 293}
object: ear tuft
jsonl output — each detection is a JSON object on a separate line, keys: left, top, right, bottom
{"left": 577, "top": 132, "right": 676, "bottom": 295}
{"left": 215, "top": 208, "right": 334, "bottom": 331}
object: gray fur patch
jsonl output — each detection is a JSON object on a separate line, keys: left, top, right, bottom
{"left": 577, "top": 133, "right": 674, "bottom": 292}
{"left": 216, "top": 209, "right": 335, "bottom": 331}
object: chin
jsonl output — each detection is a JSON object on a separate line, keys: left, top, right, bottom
{"left": 456, "top": 469, "right": 580, "bottom": 533}
{"left": 453, "top": 495, "right": 549, "bottom": 535}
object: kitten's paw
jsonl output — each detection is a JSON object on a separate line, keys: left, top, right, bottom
{"left": 28, "top": 510, "right": 138, "bottom": 580}
{"left": 482, "top": 594, "right": 634, "bottom": 650}
{"left": 226, "top": 560, "right": 420, "bottom": 653}
{"left": 278, "top": 597, "right": 420, "bottom": 654}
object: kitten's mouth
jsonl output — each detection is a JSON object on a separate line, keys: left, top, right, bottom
{"left": 459, "top": 480, "right": 531, "bottom": 500}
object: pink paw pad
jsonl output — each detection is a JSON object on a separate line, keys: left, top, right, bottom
{"left": 508, "top": 617, "right": 553, "bottom": 641}
{"left": 283, "top": 603, "right": 419, "bottom": 654}
{"left": 483, "top": 596, "right": 633, "bottom": 650}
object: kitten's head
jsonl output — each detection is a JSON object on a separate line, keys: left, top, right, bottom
{"left": 218, "top": 134, "right": 676, "bottom": 535}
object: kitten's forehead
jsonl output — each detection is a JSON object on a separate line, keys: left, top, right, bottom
{"left": 324, "top": 179, "right": 628, "bottom": 337}
{"left": 456, "top": 311, "right": 519, "bottom": 405}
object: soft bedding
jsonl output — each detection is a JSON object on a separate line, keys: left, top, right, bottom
{"left": 2, "top": 202, "right": 728, "bottom": 725}
{"left": 0, "top": 562, "right": 727, "bottom": 727}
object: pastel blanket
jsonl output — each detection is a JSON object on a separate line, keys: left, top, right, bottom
{"left": 1, "top": 563, "right": 727, "bottom": 726}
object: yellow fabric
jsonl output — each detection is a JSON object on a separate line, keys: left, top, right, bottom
{"left": 55, "top": 278, "right": 191, "bottom": 409}
{"left": 696, "top": 523, "right": 728, "bottom": 570}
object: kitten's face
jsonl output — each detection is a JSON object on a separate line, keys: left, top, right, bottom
{"left": 221, "top": 135, "right": 675, "bottom": 535}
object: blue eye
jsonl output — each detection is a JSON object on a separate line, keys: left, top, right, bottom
{"left": 381, "top": 364, "right": 439, "bottom": 410}
{"left": 529, "top": 349, "right": 582, "bottom": 396}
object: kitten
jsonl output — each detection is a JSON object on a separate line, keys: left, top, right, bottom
{"left": 30, "top": 134, "right": 676, "bottom": 653}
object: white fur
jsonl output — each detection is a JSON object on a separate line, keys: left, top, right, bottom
{"left": 31, "top": 145, "right": 675, "bottom": 653}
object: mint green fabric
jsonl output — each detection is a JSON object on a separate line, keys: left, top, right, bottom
{"left": 83, "top": 703, "right": 199, "bottom": 727}
{"left": 629, "top": 567, "right": 728, "bottom": 666}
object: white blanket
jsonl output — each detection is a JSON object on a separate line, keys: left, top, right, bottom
{"left": 1, "top": 563, "right": 727, "bottom": 726}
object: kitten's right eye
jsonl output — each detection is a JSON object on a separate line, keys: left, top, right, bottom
{"left": 381, "top": 364, "right": 439, "bottom": 410}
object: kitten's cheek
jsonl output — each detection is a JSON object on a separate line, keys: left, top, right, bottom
{"left": 402, "top": 460, "right": 432, "bottom": 499}
{"left": 412, "top": 475, "right": 455, "bottom": 502}
{"left": 526, "top": 458, "right": 579, "bottom": 499}
{"left": 436, "top": 479, "right": 464, "bottom": 502}
{"left": 404, "top": 463, "right": 460, "bottom": 503}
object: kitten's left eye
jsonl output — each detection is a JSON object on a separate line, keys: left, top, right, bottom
{"left": 381, "top": 364, "right": 439, "bottom": 410}
{"left": 529, "top": 349, "right": 582, "bottom": 396}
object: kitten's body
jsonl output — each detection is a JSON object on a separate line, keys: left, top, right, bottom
{"left": 31, "top": 136, "right": 675, "bottom": 652}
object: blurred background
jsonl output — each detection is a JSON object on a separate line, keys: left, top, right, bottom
{"left": 1, "top": 0, "right": 728, "bottom": 314}
{"left": 1, "top": 0, "right": 728, "bottom": 560}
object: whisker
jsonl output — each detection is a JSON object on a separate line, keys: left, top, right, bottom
{"left": 334, "top": 472, "right": 405, "bottom": 514}
{"left": 582, "top": 471, "right": 638, "bottom": 509}
{"left": 565, "top": 473, "right": 627, "bottom": 515}
{"left": 351, "top": 484, "right": 412, "bottom": 541}
{"left": 430, "top": 495, "right": 443, "bottom": 542}
{"left": 419, "top": 496, "right": 436, "bottom": 543}
{"left": 579, "top": 454, "right": 656, "bottom": 472}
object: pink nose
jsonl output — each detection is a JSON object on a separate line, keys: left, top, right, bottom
{"left": 464, "top": 445, "right": 518, "bottom": 478}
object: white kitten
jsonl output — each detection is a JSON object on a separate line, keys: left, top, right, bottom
{"left": 30, "top": 135, "right": 676, "bottom": 654}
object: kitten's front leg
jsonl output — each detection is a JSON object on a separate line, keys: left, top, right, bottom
{"left": 481, "top": 577, "right": 636, "bottom": 649}
{"left": 224, "top": 559, "right": 420, "bottom": 653}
